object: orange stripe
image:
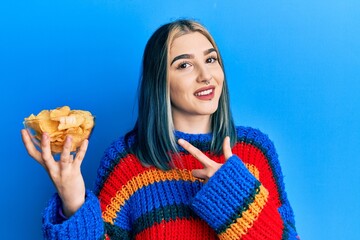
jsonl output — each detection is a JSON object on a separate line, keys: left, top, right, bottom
{"left": 242, "top": 199, "right": 284, "bottom": 240}
{"left": 102, "top": 168, "right": 198, "bottom": 224}
{"left": 219, "top": 184, "right": 269, "bottom": 240}
{"left": 233, "top": 142, "right": 281, "bottom": 207}
{"left": 245, "top": 163, "right": 260, "bottom": 180}
{"left": 98, "top": 154, "right": 145, "bottom": 210}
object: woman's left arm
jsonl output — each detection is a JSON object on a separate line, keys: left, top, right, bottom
{"left": 178, "top": 135, "right": 299, "bottom": 240}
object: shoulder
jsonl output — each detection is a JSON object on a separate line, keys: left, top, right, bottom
{"left": 235, "top": 126, "right": 277, "bottom": 156}
{"left": 102, "top": 132, "right": 136, "bottom": 162}
{"left": 234, "top": 126, "right": 280, "bottom": 177}
{"left": 94, "top": 131, "right": 136, "bottom": 194}
{"left": 234, "top": 126, "right": 288, "bottom": 202}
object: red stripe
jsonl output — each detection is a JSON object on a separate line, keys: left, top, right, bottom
{"left": 233, "top": 142, "right": 282, "bottom": 208}
{"left": 135, "top": 218, "right": 218, "bottom": 240}
{"left": 97, "top": 154, "right": 150, "bottom": 211}
{"left": 172, "top": 151, "right": 225, "bottom": 169}
{"left": 242, "top": 199, "right": 284, "bottom": 240}
{"left": 97, "top": 152, "right": 225, "bottom": 212}
{"left": 233, "top": 142, "right": 284, "bottom": 239}
{"left": 98, "top": 141, "right": 284, "bottom": 238}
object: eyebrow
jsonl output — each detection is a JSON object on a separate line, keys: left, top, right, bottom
{"left": 170, "top": 48, "right": 217, "bottom": 66}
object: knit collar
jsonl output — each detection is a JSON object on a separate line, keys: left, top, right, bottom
{"left": 174, "top": 130, "right": 212, "bottom": 152}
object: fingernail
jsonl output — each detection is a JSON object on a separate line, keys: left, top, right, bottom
{"left": 43, "top": 132, "right": 48, "bottom": 140}
{"left": 178, "top": 139, "right": 184, "bottom": 145}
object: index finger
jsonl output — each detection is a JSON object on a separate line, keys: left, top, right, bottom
{"left": 223, "top": 136, "right": 233, "bottom": 160}
{"left": 178, "top": 138, "right": 211, "bottom": 167}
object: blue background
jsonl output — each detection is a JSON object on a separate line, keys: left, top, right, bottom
{"left": 1, "top": 1, "right": 359, "bottom": 239}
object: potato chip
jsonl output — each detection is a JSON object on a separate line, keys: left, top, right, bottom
{"left": 52, "top": 140, "right": 64, "bottom": 145}
{"left": 50, "top": 106, "right": 71, "bottom": 119}
{"left": 49, "top": 131, "right": 64, "bottom": 138}
{"left": 51, "top": 144, "right": 63, "bottom": 153}
{"left": 70, "top": 110, "right": 92, "bottom": 116}
{"left": 53, "top": 136, "right": 66, "bottom": 143}
{"left": 26, "top": 114, "right": 36, "bottom": 120}
{"left": 69, "top": 134, "right": 84, "bottom": 150}
{"left": 37, "top": 110, "right": 50, "bottom": 119}
{"left": 39, "top": 119, "right": 59, "bottom": 133}
{"left": 66, "top": 127, "right": 83, "bottom": 135}
{"left": 81, "top": 115, "right": 95, "bottom": 130}
{"left": 24, "top": 106, "right": 95, "bottom": 154}
{"left": 25, "top": 119, "right": 42, "bottom": 135}
{"left": 58, "top": 114, "right": 85, "bottom": 130}
{"left": 69, "top": 110, "right": 94, "bottom": 130}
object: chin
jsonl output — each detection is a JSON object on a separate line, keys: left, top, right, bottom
{"left": 198, "top": 105, "right": 219, "bottom": 115}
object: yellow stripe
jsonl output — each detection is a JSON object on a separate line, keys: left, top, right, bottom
{"left": 219, "top": 184, "right": 269, "bottom": 240}
{"left": 245, "top": 163, "right": 260, "bottom": 180}
{"left": 102, "top": 168, "right": 198, "bottom": 223}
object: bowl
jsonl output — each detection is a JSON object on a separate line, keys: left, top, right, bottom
{"left": 23, "top": 108, "right": 95, "bottom": 156}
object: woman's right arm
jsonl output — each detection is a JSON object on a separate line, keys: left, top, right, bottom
{"left": 21, "top": 129, "right": 87, "bottom": 217}
{"left": 21, "top": 129, "right": 105, "bottom": 239}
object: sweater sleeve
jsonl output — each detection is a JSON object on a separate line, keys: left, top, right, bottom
{"left": 190, "top": 129, "right": 299, "bottom": 239}
{"left": 41, "top": 136, "right": 133, "bottom": 240}
{"left": 42, "top": 190, "right": 104, "bottom": 240}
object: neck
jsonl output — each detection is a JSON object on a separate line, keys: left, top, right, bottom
{"left": 172, "top": 112, "right": 211, "bottom": 134}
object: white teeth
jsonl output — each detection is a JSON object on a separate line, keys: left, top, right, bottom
{"left": 195, "top": 89, "right": 213, "bottom": 96}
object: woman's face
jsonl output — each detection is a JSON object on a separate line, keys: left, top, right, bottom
{"left": 168, "top": 32, "right": 224, "bottom": 120}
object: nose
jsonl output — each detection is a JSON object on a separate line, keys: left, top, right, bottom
{"left": 196, "top": 64, "right": 212, "bottom": 84}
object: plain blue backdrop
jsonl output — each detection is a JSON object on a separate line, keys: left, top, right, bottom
{"left": 1, "top": 1, "right": 359, "bottom": 239}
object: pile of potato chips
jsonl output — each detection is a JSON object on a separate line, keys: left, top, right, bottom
{"left": 24, "top": 106, "right": 95, "bottom": 153}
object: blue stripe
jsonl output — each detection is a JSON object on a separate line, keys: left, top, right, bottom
{"left": 236, "top": 126, "right": 287, "bottom": 204}
{"left": 132, "top": 203, "right": 198, "bottom": 235}
{"left": 114, "top": 179, "right": 203, "bottom": 224}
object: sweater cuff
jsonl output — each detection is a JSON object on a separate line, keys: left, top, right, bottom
{"left": 191, "top": 155, "right": 268, "bottom": 236}
{"left": 42, "top": 190, "right": 104, "bottom": 240}
{"left": 58, "top": 206, "right": 69, "bottom": 221}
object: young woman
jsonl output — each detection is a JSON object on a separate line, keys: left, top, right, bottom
{"left": 21, "top": 19, "right": 299, "bottom": 239}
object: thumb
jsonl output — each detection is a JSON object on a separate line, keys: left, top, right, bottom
{"left": 192, "top": 169, "right": 208, "bottom": 180}
{"left": 223, "top": 136, "right": 233, "bottom": 160}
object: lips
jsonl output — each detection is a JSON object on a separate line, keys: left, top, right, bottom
{"left": 194, "top": 86, "right": 215, "bottom": 100}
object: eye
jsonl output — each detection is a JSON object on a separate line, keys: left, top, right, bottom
{"left": 206, "top": 56, "right": 217, "bottom": 63}
{"left": 177, "top": 61, "right": 191, "bottom": 69}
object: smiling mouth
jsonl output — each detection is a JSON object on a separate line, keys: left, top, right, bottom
{"left": 194, "top": 88, "right": 214, "bottom": 96}
{"left": 194, "top": 87, "right": 215, "bottom": 100}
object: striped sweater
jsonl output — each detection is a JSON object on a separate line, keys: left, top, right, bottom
{"left": 42, "top": 126, "right": 298, "bottom": 239}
